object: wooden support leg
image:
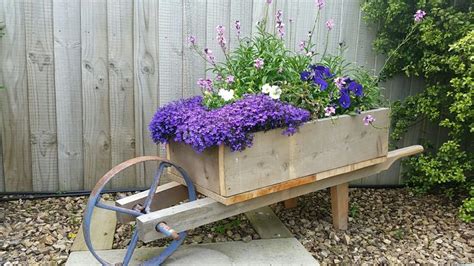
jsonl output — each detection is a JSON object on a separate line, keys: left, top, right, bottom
{"left": 330, "top": 183, "right": 349, "bottom": 230}
{"left": 283, "top": 197, "right": 298, "bottom": 209}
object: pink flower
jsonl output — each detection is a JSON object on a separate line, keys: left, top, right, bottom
{"left": 363, "top": 115, "right": 376, "bottom": 126}
{"left": 276, "top": 10, "right": 285, "bottom": 38}
{"left": 225, "top": 75, "right": 235, "bottom": 84}
{"left": 325, "top": 19, "right": 334, "bottom": 30}
{"left": 187, "top": 35, "right": 196, "bottom": 46}
{"left": 315, "top": 0, "right": 325, "bottom": 10}
{"left": 266, "top": 0, "right": 272, "bottom": 4}
{"left": 334, "top": 76, "right": 346, "bottom": 89}
{"left": 298, "top": 40, "right": 306, "bottom": 52}
{"left": 235, "top": 20, "right": 241, "bottom": 37}
{"left": 216, "top": 25, "right": 226, "bottom": 50}
{"left": 414, "top": 10, "right": 426, "bottom": 22}
{"left": 204, "top": 48, "right": 216, "bottom": 65}
{"left": 254, "top": 58, "right": 264, "bottom": 69}
{"left": 324, "top": 106, "right": 336, "bottom": 117}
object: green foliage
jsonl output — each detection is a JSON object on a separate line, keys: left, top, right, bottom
{"left": 213, "top": 219, "right": 241, "bottom": 234}
{"left": 363, "top": 0, "right": 473, "bottom": 222}
{"left": 190, "top": 1, "right": 384, "bottom": 118}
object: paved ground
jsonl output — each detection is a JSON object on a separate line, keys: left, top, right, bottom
{"left": 66, "top": 238, "right": 318, "bottom": 265}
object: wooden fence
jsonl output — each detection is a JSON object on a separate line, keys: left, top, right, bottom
{"left": 0, "top": 0, "right": 433, "bottom": 192}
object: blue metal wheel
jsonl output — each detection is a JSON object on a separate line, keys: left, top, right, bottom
{"left": 82, "top": 156, "right": 197, "bottom": 266}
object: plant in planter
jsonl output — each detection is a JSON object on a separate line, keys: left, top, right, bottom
{"left": 149, "top": 0, "right": 389, "bottom": 201}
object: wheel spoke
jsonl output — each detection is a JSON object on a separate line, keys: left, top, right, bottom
{"left": 96, "top": 201, "right": 143, "bottom": 217}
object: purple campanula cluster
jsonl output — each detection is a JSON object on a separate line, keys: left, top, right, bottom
{"left": 276, "top": 10, "right": 285, "bottom": 38}
{"left": 149, "top": 94, "right": 310, "bottom": 152}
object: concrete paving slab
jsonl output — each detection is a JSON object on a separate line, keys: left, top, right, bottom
{"left": 66, "top": 238, "right": 318, "bottom": 265}
{"left": 245, "top": 206, "right": 293, "bottom": 239}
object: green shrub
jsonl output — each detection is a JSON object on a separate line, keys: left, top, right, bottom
{"left": 362, "top": 0, "right": 473, "bottom": 221}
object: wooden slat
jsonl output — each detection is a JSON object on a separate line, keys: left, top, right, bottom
{"left": 53, "top": 0, "right": 83, "bottom": 191}
{"left": 340, "top": 0, "right": 361, "bottom": 64}
{"left": 25, "top": 0, "right": 58, "bottom": 191}
{"left": 138, "top": 145, "right": 423, "bottom": 242}
{"left": 182, "top": 0, "right": 206, "bottom": 97}
{"left": 0, "top": 0, "right": 32, "bottom": 192}
{"left": 81, "top": 0, "right": 111, "bottom": 189}
{"left": 107, "top": 0, "right": 136, "bottom": 189}
{"left": 0, "top": 0, "right": 4, "bottom": 192}
{"left": 245, "top": 206, "right": 293, "bottom": 239}
{"left": 229, "top": 0, "right": 253, "bottom": 50}
{"left": 206, "top": 0, "right": 231, "bottom": 71}
{"left": 133, "top": 0, "right": 160, "bottom": 187}
{"left": 290, "top": 0, "right": 315, "bottom": 53}
{"left": 115, "top": 181, "right": 189, "bottom": 223}
{"left": 315, "top": 0, "right": 343, "bottom": 58}
{"left": 71, "top": 201, "right": 117, "bottom": 251}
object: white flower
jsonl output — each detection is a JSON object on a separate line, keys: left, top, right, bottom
{"left": 261, "top": 83, "right": 272, "bottom": 94}
{"left": 218, "top": 89, "right": 235, "bottom": 101}
{"left": 268, "top": 85, "right": 282, "bottom": 100}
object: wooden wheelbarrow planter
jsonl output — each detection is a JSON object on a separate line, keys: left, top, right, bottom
{"left": 81, "top": 145, "right": 422, "bottom": 265}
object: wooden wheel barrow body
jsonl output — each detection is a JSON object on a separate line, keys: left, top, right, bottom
{"left": 82, "top": 145, "right": 423, "bottom": 265}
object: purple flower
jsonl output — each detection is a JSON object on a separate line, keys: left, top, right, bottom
{"left": 315, "top": 0, "right": 325, "bottom": 10}
{"left": 254, "top": 58, "right": 264, "bottom": 69}
{"left": 235, "top": 20, "right": 241, "bottom": 38}
{"left": 334, "top": 76, "right": 346, "bottom": 89}
{"left": 197, "top": 78, "right": 213, "bottom": 92}
{"left": 363, "top": 114, "right": 375, "bottom": 126}
{"left": 187, "top": 35, "right": 196, "bottom": 46}
{"left": 414, "top": 10, "right": 426, "bottom": 22}
{"left": 325, "top": 19, "right": 334, "bottom": 30}
{"left": 216, "top": 25, "right": 226, "bottom": 50}
{"left": 204, "top": 48, "right": 216, "bottom": 65}
{"left": 339, "top": 89, "right": 351, "bottom": 109}
{"left": 275, "top": 10, "right": 285, "bottom": 38}
{"left": 225, "top": 75, "right": 235, "bottom": 84}
{"left": 266, "top": 0, "right": 272, "bottom": 4}
{"left": 301, "top": 65, "right": 332, "bottom": 91}
{"left": 149, "top": 94, "right": 310, "bottom": 152}
{"left": 324, "top": 106, "right": 335, "bottom": 117}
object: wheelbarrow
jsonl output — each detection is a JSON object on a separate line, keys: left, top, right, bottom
{"left": 82, "top": 145, "right": 423, "bottom": 265}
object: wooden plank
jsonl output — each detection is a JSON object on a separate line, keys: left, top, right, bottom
{"left": 81, "top": 0, "right": 111, "bottom": 189}
{"left": 206, "top": 0, "right": 230, "bottom": 73}
{"left": 137, "top": 145, "right": 423, "bottom": 242}
{"left": 0, "top": 0, "right": 32, "bottom": 192}
{"left": 182, "top": 0, "right": 206, "bottom": 97}
{"left": 25, "top": 0, "right": 58, "bottom": 191}
{"left": 107, "top": 0, "right": 136, "bottom": 189}
{"left": 170, "top": 156, "right": 386, "bottom": 205}
{"left": 340, "top": 0, "right": 361, "bottom": 63}
{"left": 167, "top": 142, "right": 221, "bottom": 194}
{"left": 222, "top": 108, "right": 389, "bottom": 195}
{"left": 71, "top": 201, "right": 117, "bottom": 251}
{"left": 53, "top": 0, "right": 83, "bottom": 191}
{"left": 245, "top": 206, "right": 293, "bottom": 239}
{"left": 115, "top": 181, "right": 189, "bottom": 223}
{"left": 0, "top": 0, "right": 4, "bottom": 192}
{"left": 134, "top": 0, "right": 160, "bottom": 187}
{"left": 330, "top": 182, "right": 349, "bottom": 230}
{"left": 290, "top": 0, "right": 315, "bottom": 53}
{"left": 315, "top": 0, "right": 343, "bottom": 58}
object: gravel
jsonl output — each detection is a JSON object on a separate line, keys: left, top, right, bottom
{"left": 273, "top": 188, "right": 473, "bottom": 264}
{"left": 1, "top": 188, "right": 472, "bottom": 264}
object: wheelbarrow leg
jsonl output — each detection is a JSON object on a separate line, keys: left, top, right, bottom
{"left": 330, "top": 182, "right": 349, "bottom": 230}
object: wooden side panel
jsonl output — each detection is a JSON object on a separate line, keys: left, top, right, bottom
{"left": 25, "top": 0, "right": 58, "bottom": 191}
{"left": 0, "top": 0, "right": 32, "bottom": 192}
{"left": 107, "top": 0, "right": 136, "bottom": 188}
{"left": 134, "top": 0, "right": 160, "bottom": 187}
{"left": 182, "top": 0, "right": 206, "bottom": 97}
{"left": 223, "top": 108, "right": 389, "bottom": 195}
{"left": 81, "top": 0, "right": 111, "bottom": 189}
{"left": 167, "top": 142, "right": 221, "bottom": 194}
{"left": 53, "top": 0, "right": 83, "bottom": 191}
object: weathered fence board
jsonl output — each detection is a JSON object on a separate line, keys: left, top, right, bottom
{"left": 53, "top": 0, "right": 83, "bottom": 191}
{"left": 81, "top": 0, "right": 111, "bottom": 189}
{"left": 0, "top": 0, "right": 428, "bottom": 192}
{"left": 107, "top": 0, "right": 136, "bottom": 189}
{"left": 0, "top": 0, "right": 33, "bottom": 192}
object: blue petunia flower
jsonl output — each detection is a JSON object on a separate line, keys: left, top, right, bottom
{"left": 348, "top": 81, "right": 363, "bottom": 97}
{"left": 300, "top": 71, "right": 312, "bottom": 81}
{"left": 313, "top": 77, "right": 328, "bottom": 91}
{"left": 339, "top": 89, "right": 351, "bottom": 109}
